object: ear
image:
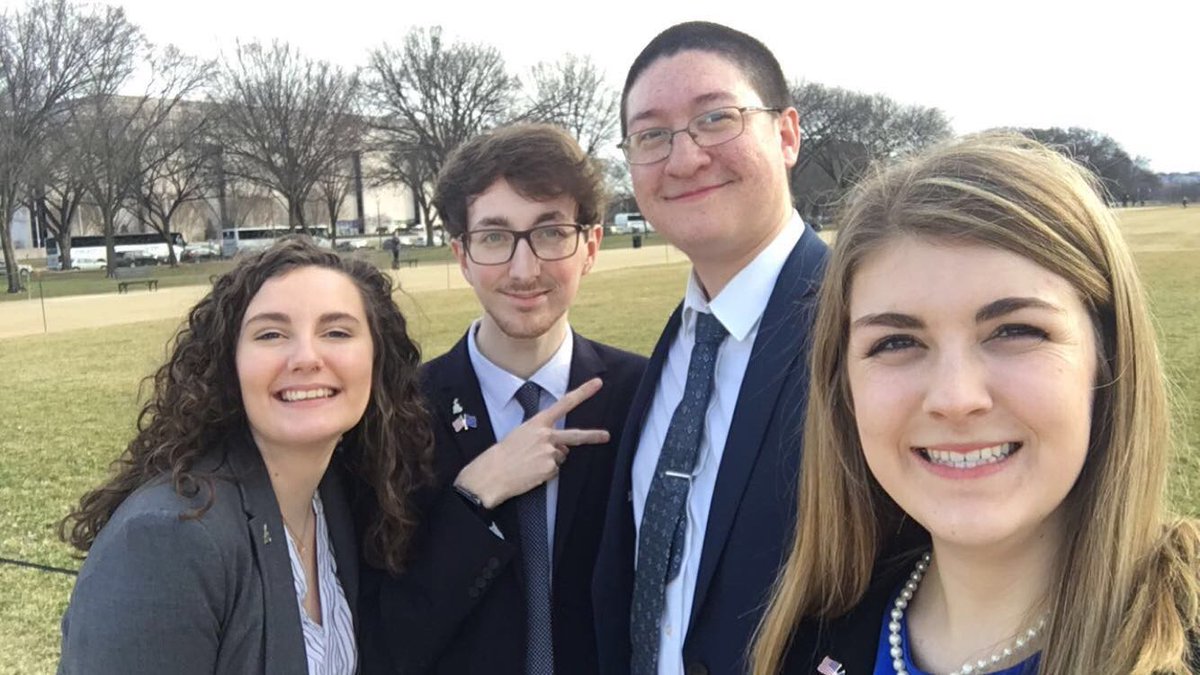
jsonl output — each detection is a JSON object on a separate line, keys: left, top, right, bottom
{"left": 450, "top": 238, "right": 474, "bottom": 285}
{"left": 778, "top": 106, "right": 801, "bottom": 169}
{"left": 582, "top": 225, "right": 603, "bottom": 275}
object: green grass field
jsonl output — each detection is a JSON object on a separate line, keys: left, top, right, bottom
{"left": 0, "top": 208, "right": 1196, "bottom": 672}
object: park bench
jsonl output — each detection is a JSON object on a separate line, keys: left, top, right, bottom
{"left": 391, "top": 251, "right": 418, "bottom": 269}
{"left": 114, "top": 266, "right": 159, "bottom": 294}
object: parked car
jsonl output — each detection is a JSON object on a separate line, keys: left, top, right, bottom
{"left": 113, "top": 251, "right": 160, "bottom": 268}
{"left": 181, "top": 242, "right": 221, "bottom": 263}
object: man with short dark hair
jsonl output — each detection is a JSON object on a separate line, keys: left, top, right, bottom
{"left": 361, "top": 123, "right": 646, "bottom": 675}
{"left": 593, "top": 22, "right": 830, "bottom": 675}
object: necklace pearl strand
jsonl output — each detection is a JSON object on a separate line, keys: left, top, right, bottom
{"left": 888, "top": 552, "right": 1048, "bottom": 675}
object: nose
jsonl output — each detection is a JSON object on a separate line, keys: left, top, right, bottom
{"left": 507, "top": 236, "right": 541, "bottom": 280}
{"left": 921, "top": 346, "right": 992, "bottom": 420}
{"left": 288, "top": 335, "right": 322, "bottom": 372}
{"left": 663, "top": 130, "right": 712, "bottom": 177}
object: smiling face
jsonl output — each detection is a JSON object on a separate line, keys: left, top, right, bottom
{"left": 236, "top": 266, "right": 374, "bottom": 456}
{"left": 846, "top": 238, "right": 1097, "bottom": 551}
{"left": 623, "top": 50, "right": 800, "bottom": 272}
{"left": 451, "top": 177, "right": 600, "bottom": 342}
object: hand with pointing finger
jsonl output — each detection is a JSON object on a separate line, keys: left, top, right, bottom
{"left": 454, "top": 377, "right": 609, "bottom": 510}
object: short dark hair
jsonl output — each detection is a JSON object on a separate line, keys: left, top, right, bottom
{"left": 434, "top": 123, "right": 606, "bottom": 238}
{"left": 620, "top": 21, "right": 792, "bottom": 137}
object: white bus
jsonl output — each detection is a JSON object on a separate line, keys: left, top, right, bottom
{"left": 45, "top": 232, "right": 187, "bottom": 270}
{"left": 221, "top": 226, "right": 332, "bottom": 258}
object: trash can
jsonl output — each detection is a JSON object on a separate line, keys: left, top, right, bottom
{"left": 632, "top": 234, "right": 643, "bottom": 249}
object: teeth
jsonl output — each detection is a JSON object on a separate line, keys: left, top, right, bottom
{"left": 280, "top": 388, "right": 334, "bottom": 402}
{"left": 922, "top": 443, "right": 1018, "bottom": 469}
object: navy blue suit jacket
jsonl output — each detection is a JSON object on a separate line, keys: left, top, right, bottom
{"left": 592, "top": 226, "right": 829, "bottom": 675}
{"left": 361, "top": 330, "right": 646, "bottom": 675}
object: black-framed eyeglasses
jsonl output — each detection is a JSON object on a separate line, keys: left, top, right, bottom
{"left": 618, "top": 105, "right": 784, "bottom": 165}
{"left": 460, "top": 223, "right": 588, "bottom": 265}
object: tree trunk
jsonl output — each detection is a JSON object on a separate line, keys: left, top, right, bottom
{"left": 0, "top": 198, "right": 21, "bottom": 293}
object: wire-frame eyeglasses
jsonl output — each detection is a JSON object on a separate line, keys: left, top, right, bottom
{"left": 617, "top": 105, "right": 783, "bottom": 165}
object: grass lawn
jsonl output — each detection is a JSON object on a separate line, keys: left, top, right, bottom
{"left": 0, "top": 208, "right": 1196, "bottom": 672}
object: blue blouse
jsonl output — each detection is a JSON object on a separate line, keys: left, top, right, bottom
{"left": 872, "top": 586, "right": 1040, "bottom": 675}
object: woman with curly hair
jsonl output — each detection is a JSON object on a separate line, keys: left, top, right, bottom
{"left": 751, "top": 134, "right": 1200, "bottom": 675}
{"left": 58, "top": 237, "right": 433, "bottom": 674}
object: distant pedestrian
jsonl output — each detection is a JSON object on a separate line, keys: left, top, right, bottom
{"left": 390, "top": 230, "right": 401, "bottom": 269}
{"left": 1184, "top": 197, "right": 1190, "bottom": 208}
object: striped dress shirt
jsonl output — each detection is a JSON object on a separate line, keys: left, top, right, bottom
{"left": 285, "top": 492, "right": 357, "bottom": 675}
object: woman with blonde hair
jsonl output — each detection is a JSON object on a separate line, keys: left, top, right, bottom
{"left": 752, "top": 133, "right": 1200, "bottom": 674}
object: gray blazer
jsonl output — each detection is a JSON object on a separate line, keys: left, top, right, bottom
{"left": 58, "top": 432, "right": 360, "bottom": 674}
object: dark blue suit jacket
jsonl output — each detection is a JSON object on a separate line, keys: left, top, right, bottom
{"left": 592, "top": 227, "right": 829, "bottom": 675}
{"left": 361, "top": 330, "right": 646, "bottom": 675}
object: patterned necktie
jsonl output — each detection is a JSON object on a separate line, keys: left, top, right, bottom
{"left": 630, "top": 311, "right": 729, "bottom": 675}
{"left": 515, "top": 381, "right": 554, "bottom": 675}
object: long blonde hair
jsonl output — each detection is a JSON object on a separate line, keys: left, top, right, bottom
{"left": 752, "top": 133, "right": 1199, "bottom": 674}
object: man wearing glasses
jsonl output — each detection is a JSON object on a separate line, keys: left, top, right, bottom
{"left": 593, "top": 21, "right": 830, "bottom": 675}
{"left": 361, "top": 123, "right": 645, "bottom": 675}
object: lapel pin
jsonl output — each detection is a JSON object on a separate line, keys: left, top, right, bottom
{"left": 262, "top": 523, "right": 272, "bottom": 545}
{"left": 451, "top": 398, "right": 463, "bottom": 415}
{"left": 817, "top": 656, "right": 845, "bottom": 675}
{"left": 452, "top": 413, "right": 478, "bottom": 433}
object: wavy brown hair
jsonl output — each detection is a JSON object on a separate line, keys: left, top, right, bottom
{"left": 752, "top": 134, "right": 1200, "bottom": 674}
{"left": 60, "top": 237, "right": 433, "bottom": 574}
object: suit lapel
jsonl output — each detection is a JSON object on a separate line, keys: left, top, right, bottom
{"left": 228, "top": 432, "right": 308, "bottom": 673}
{"left": 691, "top": 229, "right": 829, "bottom": 623}
{"left": 318, "top": 456, "right": 358, "bottom": 619}
{"left": 552, "top": 333, "right": 609, "bottom": 570}
{"left": 427, "top": 333, "right": 525, "bottom": 546}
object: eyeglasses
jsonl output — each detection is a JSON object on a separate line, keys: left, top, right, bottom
{"left": 460, "top": 224, "right": 588, "bottom": 265}
{"left": 618, "top": 105, "right": 783, "bottom": 165}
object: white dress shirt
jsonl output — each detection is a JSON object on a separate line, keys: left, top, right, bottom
{"left": 468, "top": 321, "right": 574, "bottom": 560}
{"left": 631, "top": 212, "right": 804, "bottom": 675}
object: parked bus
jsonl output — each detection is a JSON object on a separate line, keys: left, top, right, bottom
{"left": 220, "top": 226, "right": 332, "bottom": 258}
{"left": 45, "top": 232, "right": 187, "bottom": 271}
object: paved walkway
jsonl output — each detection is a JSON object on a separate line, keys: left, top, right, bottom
{"left": 0, "top": 244, "right": 693, "bottom": 340}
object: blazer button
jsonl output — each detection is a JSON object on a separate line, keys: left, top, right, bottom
{"left": 482, "top": 567, "right": 494, "bottom": 580}
{"left": 475, "top": 577, "right": 488, "bottom": 589}
{"left": 685, "top": 663, "right": 709, "bottom": 675}
{"left": 468, "top": 587, "right": 480, "bottom": 599}
{"left": 487, "top": 557, "right": 501, "bottom": 570}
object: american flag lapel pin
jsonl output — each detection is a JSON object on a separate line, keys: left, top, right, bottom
{"left": 817, "top": 656, "right": 845, "bottom": 675}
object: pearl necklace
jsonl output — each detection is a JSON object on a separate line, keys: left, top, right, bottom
{"left": 888, "top": 552, "right": 1048, "bottom": 675}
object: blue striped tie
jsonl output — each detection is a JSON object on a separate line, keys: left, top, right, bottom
{"left": 630, "top": 311, "right": 728, "bottom": 675}
{"left": 515, "top": 381, "right": 554, "bottom": 675}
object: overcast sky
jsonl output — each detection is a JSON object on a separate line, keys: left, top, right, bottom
{"left": 17, "top": 0, "right": 1199, "bottom": 172}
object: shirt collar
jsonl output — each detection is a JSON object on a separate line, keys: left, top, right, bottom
{"left": 467, "top": 320, "right": 574, "bottom": 405}
{"left": 682, "top": 211, "right": 805, "bottom": 342}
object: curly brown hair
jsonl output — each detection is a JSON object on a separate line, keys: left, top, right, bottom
{"left": 60, "top": 237, "right": 433, "bottom": 574}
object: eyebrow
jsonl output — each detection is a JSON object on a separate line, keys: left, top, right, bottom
{"left": 243, "top": 311, "right": 363, "bottom": 327}
{"left": 850, "top": 297, "right": 1065, "bottom": 331}
{"left": 473, "top": 210, "right": 571, "bottom": 229}
{"left": 626, "top": 91, "right": 739, "bottom": 128}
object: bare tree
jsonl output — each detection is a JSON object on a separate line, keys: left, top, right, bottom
{"left": 790, "top": 81, "right": 951, "bottom": 218}
{"left": 315, "top": 154, "right": 356, "bottom": 247}
{"left": 74, "top": 45, "right": 212, "bottom": 275}
{"left": 26, "top": 113, "right": 89, "bottom": 269}
{"left": 135, "top": 104, "right": 215, "bottom": 264}
{"left": 0, "top": 0, "right": 138, "bottom": 292}
{"left": 524, "top": 54, "right": 620, "bottom": 157}
{"left": 212, "top": 40, "right": 361, "bottom": 233}
{"left": 367, "top": 26, "right": 517, "bottom": 244}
